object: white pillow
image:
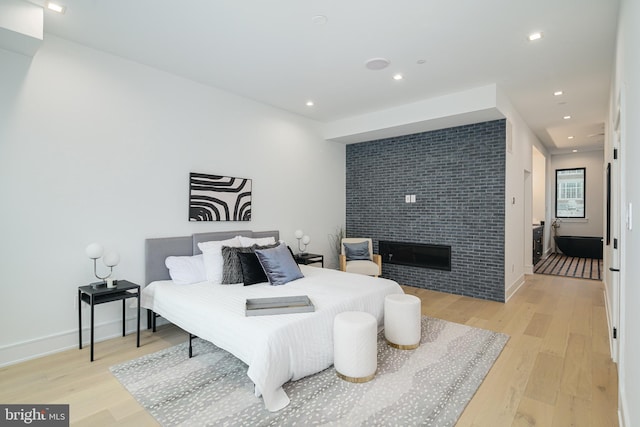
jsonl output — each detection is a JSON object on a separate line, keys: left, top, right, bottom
{"left": 238, "top": 235, "right": 277, "bottom": 247}
{"left": 165, "top": 254, "right": 206, "bottom": 285}
{"left": 197, "top": 236, "right": 242, "bottom": 283}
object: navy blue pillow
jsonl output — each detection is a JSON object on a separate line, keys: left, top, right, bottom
{"left": 343, "top": 241, "right": 371, "bottom": 260}
{"left": 254, "top": 243, "right": 304, "bottom": 286}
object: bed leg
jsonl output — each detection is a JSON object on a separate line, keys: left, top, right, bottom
{"left": 146, "top": 309, "right": 152, "bottom": 330}
{"left": 189, "top": 334, "right": 196, "bottom": 358}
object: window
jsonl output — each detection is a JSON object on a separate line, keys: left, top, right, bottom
{"left": 555, "top": 168, "right": 585, "bottom": 218}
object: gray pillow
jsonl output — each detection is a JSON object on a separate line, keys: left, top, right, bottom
{"left": 254, "top": 243, "right": 304, "bottom": 286}
{"left": 221, "top": 246, "right": 253, "bottom": 284}
{"left": 343, "top": 241, "right": 371, "bottom": 260}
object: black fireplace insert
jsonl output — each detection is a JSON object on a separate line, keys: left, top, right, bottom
{"left": 379, "top": 241, "right": 451, "bottom": 271}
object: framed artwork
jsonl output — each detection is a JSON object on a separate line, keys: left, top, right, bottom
{"left": 189, "top": 172, "right": 252, "bottom": 221}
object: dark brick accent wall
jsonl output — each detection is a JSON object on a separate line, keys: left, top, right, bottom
{"left": 346, "top": 120, "right": 506, "bottom": 302}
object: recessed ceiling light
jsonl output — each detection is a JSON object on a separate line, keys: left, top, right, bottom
{"left": 563, "top": 115, "right": 571, "bottom": 120}
{"left": 365, "top": 58, "right": 390, "bottom": 70}
{"left": 572, "top": 149, "right": 578, "bottom": 153}
{"left": 554, "top": 91, "right": 563, "bottom": 96}
{"left": 568, "top": 136, "right": 574, "bottom": 139}
{"left": 306, "top": 101, "right": 314, "bottom": 107}
{"left": 47, "top": 2, "right": 66, "bottom": 13}
{"left": 311, "top": 15, "right": 328, "bottom": 25}
{"left": 416, "top": 59, "right": 426, "bottom": 65}
{"left": 393, "top": 74, "right": 404, "bottom": 81}
{"left": 528, "top": 32, "right": 543, "bottom": 41}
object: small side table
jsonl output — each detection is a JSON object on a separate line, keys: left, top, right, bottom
{"left": 78, "top": 280, "right": 140, "bottom": 361}
{"left": 294, "top": 253, "right": 324, "bottom": 267}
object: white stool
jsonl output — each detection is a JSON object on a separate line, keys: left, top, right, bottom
{"left": 333, "top": 311, "right": 377, "bottom": 383}
{"left": 384, "top": 294, "right": 422, "bottom": 350}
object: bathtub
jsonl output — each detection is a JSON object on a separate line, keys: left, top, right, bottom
{"left": 554, "top": 236, "right": 603, "bottom": 259}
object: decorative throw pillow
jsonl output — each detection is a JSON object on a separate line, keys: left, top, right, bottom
{"left": 221, "top": 243, "right": 280, "bottom": 284}
{"left": 238, "top": 251, "right": 268, "bottom": 285}
{"left": 197, "top": 237, "right": 242, "bottom": 284}
{"left": 343, "top": 241, "right": 371, "bottom": 260}
{"left": 221, "top": 246, "right": 254, "bottom": 284}
{"left": 164, "top": 254, "right": 206, "bottom": 285}
{"left": 238, "top": 236, "right": 276, "bottom": 247}
{"left": 254, "top": 243, "right": 304, "bottom": 286}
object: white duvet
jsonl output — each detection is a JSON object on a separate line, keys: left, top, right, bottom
{"left": 141, "top": 265, "right": 403, "bottom": 411}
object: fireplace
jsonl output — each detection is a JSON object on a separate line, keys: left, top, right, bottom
{"left": 379, "top": 241, "right": 451, "bottom": 271}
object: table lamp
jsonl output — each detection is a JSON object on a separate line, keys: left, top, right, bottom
{"left": 294, "top": 230, "right": 311, "bottom": 254}
{"left": 86, "top": 243, "right": 120, "bottom": 288}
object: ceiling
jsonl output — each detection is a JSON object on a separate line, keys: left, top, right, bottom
{"left": 36, "top": 0, "right": 619, "bottom": 153}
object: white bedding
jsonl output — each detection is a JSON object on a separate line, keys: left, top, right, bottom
{"left": 141, "top": 265, "right": 403, "bottom": 411}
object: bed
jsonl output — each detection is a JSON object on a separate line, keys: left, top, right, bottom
{"left": 142, "top": 230, "right": 404, "bottom": 412}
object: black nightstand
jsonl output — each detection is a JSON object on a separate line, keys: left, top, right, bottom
{"left": 78, "top": 280, "right": 140, "bottom": 361}
{"left": 293, "top": 253, "right": 324, "bottom": 267}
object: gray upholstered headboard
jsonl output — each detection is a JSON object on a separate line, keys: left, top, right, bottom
{"left": 145, "top": 230, "right": 280, "bottom": 285}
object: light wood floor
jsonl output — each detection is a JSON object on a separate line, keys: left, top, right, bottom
{"left": 0, "top": 273, "right": 618, "bottom": 426}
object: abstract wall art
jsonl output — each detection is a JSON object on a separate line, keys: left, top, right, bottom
{"left": 189, "top": 172, "right": 252, "bottom": 221}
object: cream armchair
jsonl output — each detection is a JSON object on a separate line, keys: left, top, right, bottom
{"left": 339, "top": 238, "right": 382, "bottom": 277}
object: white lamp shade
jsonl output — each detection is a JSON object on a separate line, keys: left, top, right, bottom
{"left": 302, "top": 235, "right": 311, "bottom": 245}
{"left": 294, "top": 229, "right": 304, "bottom": 239}
{"left": 85, "top": 243, "right": 104, "bottom": 259}
{"left": 103, "top": 251, "right": 120, "bottom": 267}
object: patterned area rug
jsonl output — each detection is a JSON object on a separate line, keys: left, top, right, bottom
{"left": 110, "top": 317, "right": 508, "bottom": 426}
{"left": 534, "top": 253, "right": 603, "bottom": 280}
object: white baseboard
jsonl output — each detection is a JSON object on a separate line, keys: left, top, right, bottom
{"left": 524, "top": 263, "right": 533, "bottom": 275}
{"left": 505, "top": 273, "right": 526, "bottom": 302}
{"left": 0, "top": 316, "right": 143, "bottom": 368}
{"left": 619, "top": 392, "right": 629, "bottom": 427}
{"left": 602, "top": 286, "right": 618, "bottom": 363}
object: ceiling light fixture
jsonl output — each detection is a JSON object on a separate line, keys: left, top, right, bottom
{"left": 311, "top": 15, "right": 328, "bottom": 25}
{"left": 528, "top": 32, "right": 543, "bottom": 41}
{"left": 306, "top": 101, "right": 314, "bottom": 107}
{"left": 563, "top": 115, "right": 571, "bottom": 120}
{"left": 572, "top": 149, "right": 578, "bottom": 153}
{"left": 46, "top": 2, "right": 66, "bottom": 13}
{"left": 554, "top": 91, "right": 563, "bottom": 96}
{"left": 416, "top": 59, "right": 426, "bottom": 65}
{"left": 365, "top": 58, "right": 390, "bottom": 70}
{"left": 568, "top": 136, "right": 574, "bottom": 139}
{"left": 393, "top": 74, "right": 404, "bottom": 81}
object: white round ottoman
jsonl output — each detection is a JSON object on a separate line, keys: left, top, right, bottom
{"left": 333, "top": 311, "right": 377, "bottom": 383}
{"left": 384, "top": 294, "right": 422, "bottom": 350}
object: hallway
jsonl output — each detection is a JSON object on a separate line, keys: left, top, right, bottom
{"left": 534, "top": 253, "right": 603, "bottom": 281}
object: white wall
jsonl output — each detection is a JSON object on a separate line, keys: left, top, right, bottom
{"left": 0, "top": 0, "right": 43, "bottom": 56}
{"left": 610, "top": 0, "right": 640, "bottom": 425}
{"left": 496, "top": 89, "right": 545, "bottom": 298}
{"left": 324, "top": 84, "right": 504, "bottom": 143}
{"left": 549, "top": 150, "right": 605, "bottom": 238}
{"left": 0, "top": 35, "right": 346, "bottom": 366}
{"left": 532, "top": 146, "right": 546, "bottom": 226}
